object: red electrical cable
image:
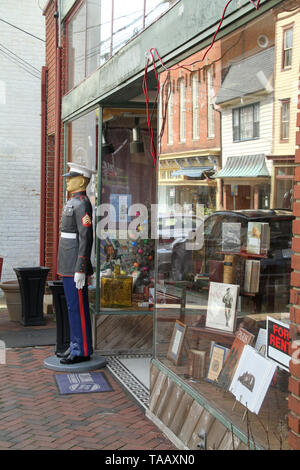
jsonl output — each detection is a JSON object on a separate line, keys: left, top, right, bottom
{"left": 250, "top": 0, "right": 261, "bottom": 9}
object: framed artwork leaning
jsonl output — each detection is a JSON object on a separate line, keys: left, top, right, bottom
{"left": 207, "top": 343, "right": 228, "bottom": 383}
{"left": 167, "top": 320, "right": 187, "bottom": 366}
{"left": 205, "top": 282, "right": 240, "bottom": 333}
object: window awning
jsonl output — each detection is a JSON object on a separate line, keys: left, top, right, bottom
{"left": 214, "top": 154, "right": 270, "bottom": 179}
{"left": 171, "top": 166, "right": 214, "bottom": 179}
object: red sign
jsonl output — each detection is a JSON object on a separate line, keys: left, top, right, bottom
{"left": 267, "top": 317, "right": 290, "bottom": 371}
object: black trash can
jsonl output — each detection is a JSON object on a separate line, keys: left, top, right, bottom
{"left": 48, "top": 280, "right": 70, "bottom": 356}
{"left": 14, "top": 267, "right": 50, "bottom": 327}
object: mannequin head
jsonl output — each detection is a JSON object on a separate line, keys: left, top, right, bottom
{"left": 66, "top": 175, "right": 90, "bottom": 194}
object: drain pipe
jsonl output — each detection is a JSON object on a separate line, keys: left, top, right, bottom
{"left": 40, "top": 65, "right": 48, "bottom": 266}
{"left": 52, "top": 0, "right": 62, "bottom": 279}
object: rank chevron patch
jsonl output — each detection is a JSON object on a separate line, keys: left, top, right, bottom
{"left": 82, "top": 213, "right": 92, "bottom": 227}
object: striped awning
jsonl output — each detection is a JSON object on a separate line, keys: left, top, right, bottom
{"left": 214, "top": 154, "right": 270, "bottom": 179}
{"left": 171, "top": 166, "right": 214, "bottom": 179}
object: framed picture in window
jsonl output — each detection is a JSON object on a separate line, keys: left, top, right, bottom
{"left": 167, "top": 320, "right": 187, "bottom": 365}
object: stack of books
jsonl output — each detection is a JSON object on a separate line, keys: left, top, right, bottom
{"left": 244, "top": 259, "right": 261, "bottom": 293}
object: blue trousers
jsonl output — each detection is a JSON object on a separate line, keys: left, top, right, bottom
{"left": 62, "top": 277, "right": 93, "bottom": 358}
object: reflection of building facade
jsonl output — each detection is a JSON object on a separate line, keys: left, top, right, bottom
{"left": 268, "top": 5, "right": 300, "bottom": 209}
{"left": 158, "top": 43, "right": 221, "bottom": 214}
{"left": 214, "top": 11, "right": 276, "bottom": 210}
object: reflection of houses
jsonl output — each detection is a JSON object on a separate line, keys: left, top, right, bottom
{"left": 214, "top": 47, "right": 274, "bottom": 210}
{"left": 158, "top": 43, "right": 222, "bottom": 214}
{"left": 158, "top": 150, "right": 219, "bottom": 214}
{"left": 268, "top": 5, "right": 300, "bottom": 209}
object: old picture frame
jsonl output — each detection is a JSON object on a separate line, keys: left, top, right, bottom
{"left": 206, "top": 282, "right": 239, "bottom": 333}
{"left": 207, "top": 343, "right": 228, "bottom": 383}
{"left": 167, "top": 320, "right": 187, "bottom": 365}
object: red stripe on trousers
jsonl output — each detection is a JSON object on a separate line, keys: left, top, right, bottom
{"left": 78, "top": 289, "right": 88, "bottom": 357}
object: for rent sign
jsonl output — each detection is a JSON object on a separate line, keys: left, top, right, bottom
{"left": 267, "top": 317, "right": 290, "bottom": 371}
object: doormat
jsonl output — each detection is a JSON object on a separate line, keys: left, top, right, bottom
{"left": 55, "top": 371, "right": 113, "bottom": 395}
{"left": 0, "top": 328, "right": 56, "bottom": 348}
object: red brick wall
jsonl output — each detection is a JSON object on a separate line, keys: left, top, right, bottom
{"left": 45, "top": 0, "right": 57, "bottom": 136}
{"left": 220, "top": 11, "right": 275, "bottom": 70}
{"left": 160, "top": 41, "right": 221, "bottom": 155}
{"left": 289, "top": 68, "right": 300, "bottom": 450}
{"left": 43, "top": 0, "right": 65, "bottom": 279}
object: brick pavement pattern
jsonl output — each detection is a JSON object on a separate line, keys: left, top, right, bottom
{"left": 0, "top": 346, "right": 176, "bottom": 450}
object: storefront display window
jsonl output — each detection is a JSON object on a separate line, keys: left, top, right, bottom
{"left": 154, "top": 12, "right": 293, "bottom": 449}
{"left": 96, "top": 110, "right": 156, "bottom": 315}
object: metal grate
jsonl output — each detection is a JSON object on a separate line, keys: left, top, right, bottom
{"left": 106, "top": 354, "right": 151, "bottom": 410}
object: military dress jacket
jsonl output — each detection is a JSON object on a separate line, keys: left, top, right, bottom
{"left": 57, "top": 191, "right": 94, "bottom": 277}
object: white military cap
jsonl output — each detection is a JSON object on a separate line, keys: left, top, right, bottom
{"left": 63, "top": 162, "right": 97, "bottom": 179}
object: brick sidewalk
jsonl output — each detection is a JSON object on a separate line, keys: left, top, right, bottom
{"left": 0, "top": 346, "right": 176, "bottom": 450}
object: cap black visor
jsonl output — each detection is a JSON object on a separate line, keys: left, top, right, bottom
{"left": 62, "top": 171, "right": 82, "bottom": 178}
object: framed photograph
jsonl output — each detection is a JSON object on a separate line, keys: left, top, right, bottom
{"left": 205, "top": 282, "right": 240, "bottom": 333}
{"left": 167, "top": 320, "right": 187, "bottom": 365}
{"left": 207, "top": 343, "right": 228, "bottom": 383}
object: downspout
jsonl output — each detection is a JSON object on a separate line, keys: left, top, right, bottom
{"left": 52, "top": 0, "right": 62, "bottom": 279}
{"left": 40, "top": 65, "right": 48, "bottom": 266}
{"left": 214, "top": 105, "right": 223, "bottom": 210}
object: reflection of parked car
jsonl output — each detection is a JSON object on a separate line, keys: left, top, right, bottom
{"left": 167, "top": 209, "right": 294, "bottom": 282}
{"left": 157, "top": 214, "right": 204, "bottom": 280}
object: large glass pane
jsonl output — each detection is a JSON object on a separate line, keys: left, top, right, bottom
{"left": 113, "top": 0, "right": 144, "bottom": 55}
{"left": 86, "top": 0, "right": 102, "bottom": 76}
{"left": 99, "top": 0, "right": 113, "bottom": 65}
{"left": 67, "top": 109, "right": 98, "bottom": 266}
{"left": 97, "top": 110, "right": 156, "bottom": 314}
{"left": 145, "top": 0, "right": 172, "bottom": 28}
{"left": 67, "top": 2, "right": 86, "bottom": 90}
{"left": 155, "top": 8, "right": 292, "bottom": 450}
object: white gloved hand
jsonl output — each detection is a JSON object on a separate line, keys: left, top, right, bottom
{"left": 74, "top": 272, "right": 86, "bottom": 290}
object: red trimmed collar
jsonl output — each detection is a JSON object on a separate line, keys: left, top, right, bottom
{"left": 71, "top": 191, "right": 87, "bottom": 198}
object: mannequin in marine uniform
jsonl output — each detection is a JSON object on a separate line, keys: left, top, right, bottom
{"left": 57, "top": 162, "right": 96, "bottom": 365}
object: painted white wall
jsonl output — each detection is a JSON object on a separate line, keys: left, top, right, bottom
{"left": 0, "top": 0, "right": 45, "bottom": 282}
{"left": 221, "top": 93, "right": 274, "bottom": 175}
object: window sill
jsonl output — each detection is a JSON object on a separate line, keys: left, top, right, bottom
{"left": 233, "top": 137, "right": 260, "bottom": 143}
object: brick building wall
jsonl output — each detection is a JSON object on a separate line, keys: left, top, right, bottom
{"left": 160, "top": 42, "right": 221, "bottom": 155}
{"left": 43, "top": 0, "right": 65, "bottom": 279}
{"left": 289, "top": 66, "right": 300, "bottom": 450}
{"left": 0, "top": 0, "right": 45, "bottom": 282}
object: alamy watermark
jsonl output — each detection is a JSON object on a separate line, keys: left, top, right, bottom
{"left": 96, "top": 203, "right": 205, "bottom": 251}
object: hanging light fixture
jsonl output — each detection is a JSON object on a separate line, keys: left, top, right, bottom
{"left": 102, "top": 128, "right": 114, "bottom": 156}
{"left": 130, "top": 118, "right": 144, "bottom": 154}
